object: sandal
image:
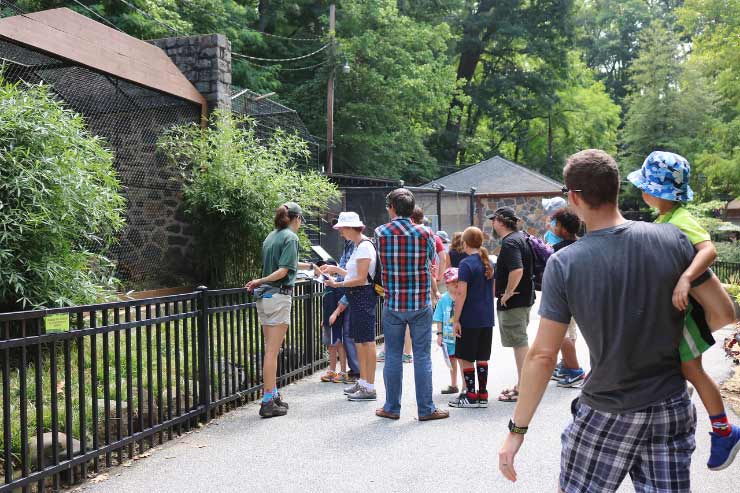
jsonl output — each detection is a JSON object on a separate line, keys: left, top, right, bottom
{"left": 320, "top": 371, "right": 336, "bottom": 383}
{"left": 498, "top": 387, "right": 519, "bottom": 402}
{"left": 375, "top": 408, "right": 400, "bottom": 420}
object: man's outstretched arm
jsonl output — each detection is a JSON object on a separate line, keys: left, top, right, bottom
{"left": 498, "top": 316, "right": 568, "bottom": 482}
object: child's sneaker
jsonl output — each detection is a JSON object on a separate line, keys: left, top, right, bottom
{"left": 557, "top": 368, "right": 585, "bottom": 388}
{"left": 376, "top": 351, "right": 385, "bottom": 362}
{"left": 331, "top": 372, "right": 347, "bottom": 383}
{"left": 320, "top": 371, "right": 336, "bottom": 383}
{"left": 551, "top": 361, "right": 565, "bottom": 381}
{"left": 477, "top": 392, "right": 489, "bottom": 408}
{"left": 402, "top": 354, "right": 413, "bottom": 364}
{"left": 708, "top": 425, "right": 740, "bottom": 471}
{"left": 448, "top": 392, "right": 479, "bottom": 408}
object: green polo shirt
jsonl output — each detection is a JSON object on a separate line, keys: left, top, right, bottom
{"left": 655, "top": 205, "right": 711, "bottom": 246}
{"left": 261, "top": 228, "right": 299, "bottom": 287}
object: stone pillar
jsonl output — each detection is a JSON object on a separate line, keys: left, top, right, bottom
{"left": 150, "top": 34, "right": 232, "bottom": 113}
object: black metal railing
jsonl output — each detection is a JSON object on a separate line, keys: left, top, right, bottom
{"left": 714, "top": 261, "right": 740, "bottom": 284}
{"left": 0, "top": 281, "right": 385, "bottom": 492}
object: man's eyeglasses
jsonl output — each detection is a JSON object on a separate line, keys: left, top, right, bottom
{"left": 561, "top": 186, "right": 582, "bottom": 196}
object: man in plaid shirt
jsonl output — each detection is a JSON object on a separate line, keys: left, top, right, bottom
{"left": 374, "top": 188, "right": 449, "bottom": 422}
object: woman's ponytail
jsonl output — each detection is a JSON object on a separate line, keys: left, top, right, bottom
{"left": 274, "top": 205, "right": 290, "bottom": 229}
{"left": 479, "top": 247, "right": 493, "bottom": 280}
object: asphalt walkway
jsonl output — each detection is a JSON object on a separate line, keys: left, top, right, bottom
{"left": 81, "top": 302, "right": 737, "bottom": 493}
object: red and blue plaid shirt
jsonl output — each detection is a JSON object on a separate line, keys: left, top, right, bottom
{"left": 375, "top": 217, "right": 435, "bottom": 311}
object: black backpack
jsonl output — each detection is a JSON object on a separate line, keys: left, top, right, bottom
{"left": 360, "top": 239, "right": 384, "bottom": 297}
{"left": 524, "top": 232, "right": 553, "bottom": 291}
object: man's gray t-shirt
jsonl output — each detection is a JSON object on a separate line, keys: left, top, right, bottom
{"left": 539, "top": 220, "right": 697, "bottom": 413}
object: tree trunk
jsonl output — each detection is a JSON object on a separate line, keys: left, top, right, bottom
{"left": 441, "top": 0, "right": 496, "bottom": 166}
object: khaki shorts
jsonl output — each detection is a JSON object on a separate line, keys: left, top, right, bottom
{"left": 567, "top": 318, "right": 578, "bottom": 340}
{"left": 497, "top": 306, "right": 531, "bottom": 348}
{"left": 256, "top": 293, "right": 292, "bottom": 326}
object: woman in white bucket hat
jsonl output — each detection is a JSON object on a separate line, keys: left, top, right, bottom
{"left": 322, "top": 212, "right": 379, "bottom": 401}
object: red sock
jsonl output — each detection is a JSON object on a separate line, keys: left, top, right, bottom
{"left": 710, "top": 413, "right": 731, "bottom": 437}
{"left": 476, "top": 361, "right": 488, "bottom": 398}
{"left": 463, "top": 368, "right": 477, "bottom": 399}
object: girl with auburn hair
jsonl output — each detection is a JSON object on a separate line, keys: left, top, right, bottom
{"left": 448, "top": 226, "right": 495, "bottom": 409}
{"left": 449, "top": 231, "right": 469, "bottom": 268}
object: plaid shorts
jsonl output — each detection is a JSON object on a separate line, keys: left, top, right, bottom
{"left": 560, "top": 391, "right": 696, "bottom": 493}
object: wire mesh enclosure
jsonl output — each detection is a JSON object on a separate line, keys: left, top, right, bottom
{"left": 231, "top": 87, "right": 321, "bottom": 171}
{"left": 320, "top": 185, "right": 476, "bottom": 259}
{"left": 0, "top": 31, "right": 203, "bottom": 291}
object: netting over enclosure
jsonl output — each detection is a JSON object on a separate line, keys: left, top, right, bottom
{"left": 0, "top": 34, "right": 202, "bottom": 289}
{"left": 231, "top": 87, "right": 321, "bottom": 170}
{"left": 320, "top": 185, "right": 475, "bottom": 259}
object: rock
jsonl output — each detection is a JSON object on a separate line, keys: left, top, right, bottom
{"left": 27, "top": 432, "right": 80, "bottom": 469}
{"left": 97, "top": 400, "right": 129, "bottom": 440}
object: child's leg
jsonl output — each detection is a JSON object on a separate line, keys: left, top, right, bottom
{"left": 337, "top": 343, "right": 347, "bottom": 373}
{"left": 457, "top": 359, "right": 466, "bottom": 389}
{"left": 682, "top": 356, "right": 731, "bottom": 435}
{"left": 404, "top": 326, "right": 412, "bottom": 356}
{"left": 449, "top": 356, "right": 458, "bottom": 387}
{"left": 328, "top": 345, "right": 338, "bottom": 372}
{"left": 561, "top": 337, "right": 579, "bottom": 369}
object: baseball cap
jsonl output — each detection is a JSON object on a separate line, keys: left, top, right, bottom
{"left": 443, "top": 267, "right": 459, "bottom": 283}
{"left": 486, "top": 207, "right": 520, "bottom": 222}
{"left": 283, "top": 202, "right": 303, "bottom": 216}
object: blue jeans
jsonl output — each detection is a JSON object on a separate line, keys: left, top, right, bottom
{"left": 342, "top": 309, "right": 360, "bottom": 374}
{"left": 382, "top": 306, "right": 435, "bottom": 417}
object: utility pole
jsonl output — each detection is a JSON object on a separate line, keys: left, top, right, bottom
{"left": 326, "top": 3, "right": 336, "bottom": 175}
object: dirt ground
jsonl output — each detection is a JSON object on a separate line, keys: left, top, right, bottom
{"left": 721, "top": 365, "right": 740, "bottom": 417}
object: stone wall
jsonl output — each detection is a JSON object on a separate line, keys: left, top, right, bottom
{"left": 474, "top": 194, "right": 559, "bottom": 254}
{"left": 150, "top": 34, "right": 232, "bottom": 113}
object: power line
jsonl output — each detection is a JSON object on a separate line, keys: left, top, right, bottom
{"left": 70, "top": 0, "right": 124, "bottom": 32}
{"left": 238, "top": 58, "right": 329, "bottom": 72}
{"left": 231, "top": 42, "right": 331, "bottom": 62}
{"left": 178, "top": 0, "right": 323, "bottom": 42}
{"left": 115, "top": 0, "right": 180, "bottom": 34}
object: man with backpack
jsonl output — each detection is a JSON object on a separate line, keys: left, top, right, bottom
{"left": 488, "top": 207, "right": 536, "bottom": 403}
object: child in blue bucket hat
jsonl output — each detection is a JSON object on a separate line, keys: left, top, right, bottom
{"left": 629, "top": 150, "right": 740, "bottom": 470}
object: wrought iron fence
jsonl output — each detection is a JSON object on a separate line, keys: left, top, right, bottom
{"left": 714, "top": 261, "right": 740, "bottom": 284}
{"left": 0, "top": 280, "right": 386, "bottom": 492}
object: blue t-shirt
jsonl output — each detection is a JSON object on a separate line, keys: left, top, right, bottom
{"left": 433, "top": 292, "right": 455, "bottom": 345}
{"left": 458, "top": 254, "right": 494, "bottom": 329}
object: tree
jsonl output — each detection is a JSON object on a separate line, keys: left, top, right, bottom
{"left": 158, "top": 110, "right": 340, "bottom": 286}
{"left": 516, "top": 52, "right": 621, "bottom": 178}
{"left": 437, "top": 0, "right": 575, "bottom": 166}
{"left": 0, "top": 77, "right": 125, "bottom": 310}
{"left": 282, "top": 0, "right": 457, "bottom": 182}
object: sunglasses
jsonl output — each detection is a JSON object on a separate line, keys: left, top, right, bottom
{"left": 561, "top": 186, "right": 583, "bottom": 196}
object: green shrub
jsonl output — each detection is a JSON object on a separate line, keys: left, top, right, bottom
{"left": 0, "top": 77, "right": 125, "bottom": 310}
{"left": 158, "top": 110, "right": 340, "bottom": 286}
{"left": 716, "top": 242, "right": 740, "bottom": 263}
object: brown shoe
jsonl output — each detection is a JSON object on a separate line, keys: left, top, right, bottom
{"left": 419, "top": 409, "right": 450, "bottom": 421}
{"left": 375, "top": 408, "right": 400, "bottom": 420}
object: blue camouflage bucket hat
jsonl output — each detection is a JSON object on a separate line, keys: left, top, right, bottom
{"left": 627, "top": 151, "right": 694, "bottom": 203}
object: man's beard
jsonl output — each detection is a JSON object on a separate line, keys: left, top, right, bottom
{"left": 491, "top": 228, "right": 500, "bottom": 239}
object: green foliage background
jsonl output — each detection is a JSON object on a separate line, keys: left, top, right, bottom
{"left": 0, "top": 77, "right": 125, "bottom": 310}
{"left": 158, "top": 110, "right": 340, "bottom": 287}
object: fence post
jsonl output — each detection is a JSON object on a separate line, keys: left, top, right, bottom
{"left": 436, "top": 184, "right": 444, "bottom": 231}
{"left": 196, "top": 286, "right": 211, "bottom": 422}
{"left": 469, "top": 187, "right": 477, "bottom": 226}
{"left": 305, "top": 281, "right": 315, "bottom": 373}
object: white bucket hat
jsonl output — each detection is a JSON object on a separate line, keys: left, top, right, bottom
{"left": 333, "top": 211, "right": 365, "bottom": 229}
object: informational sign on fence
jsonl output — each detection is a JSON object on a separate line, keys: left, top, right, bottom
{"left": 44, "top": 313, "right": 70, "bottom": 333}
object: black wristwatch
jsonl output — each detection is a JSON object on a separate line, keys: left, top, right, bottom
{"left": 508, "top": 419, "right": 528, "bottom": 435}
